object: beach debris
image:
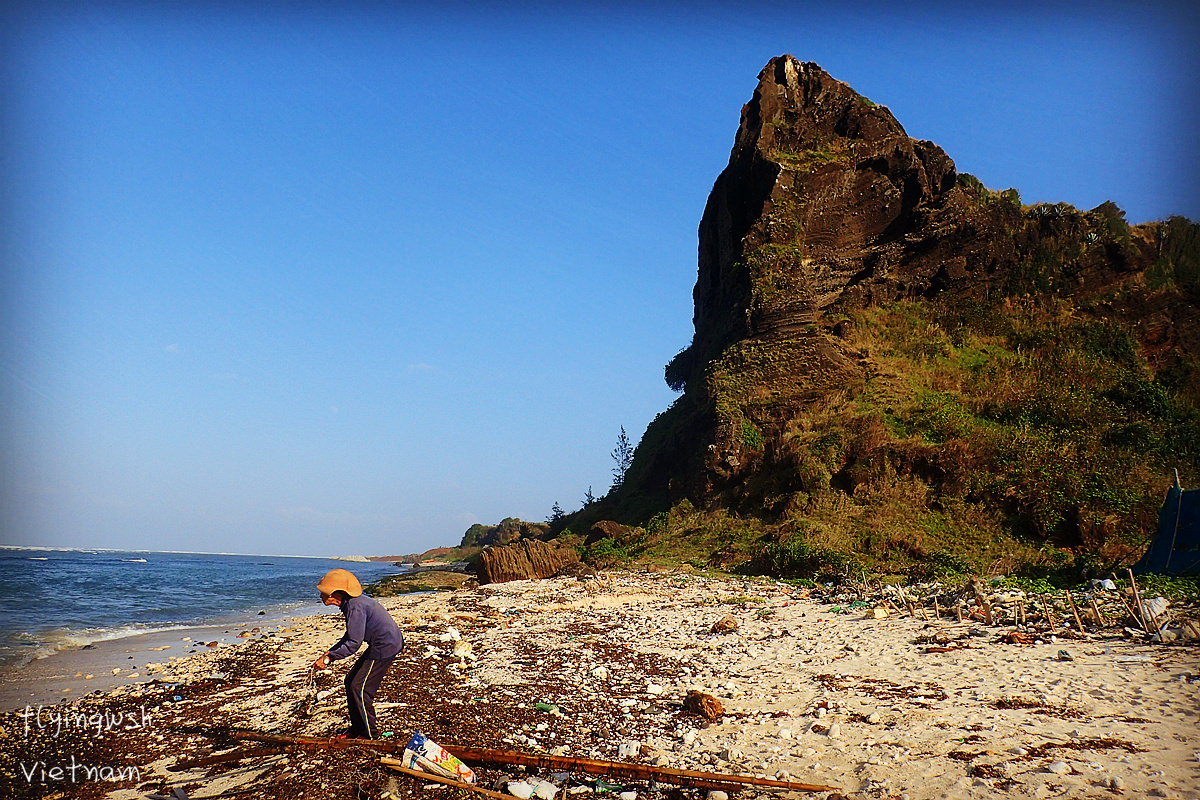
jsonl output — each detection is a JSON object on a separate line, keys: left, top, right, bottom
{"left": 617, "top": 741, "right": 641, "bottom": 758}
{"left": 507, "top": 780, "right": 536, "bottom": 798}
{"left": 401, "top": 730, "right": 477, "bottom": 783}
{"left": 710, "top": 614, "right": 739, "bottom": 634}
{"left": 683, "top": 690, "right": 724, "bottom": 721}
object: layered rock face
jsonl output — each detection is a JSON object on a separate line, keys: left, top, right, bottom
{"left": 476, "top": 538, "right": 581, "bottom": 584}
{"left": 623, "top": 55, "right": 1198, "bottom": 513}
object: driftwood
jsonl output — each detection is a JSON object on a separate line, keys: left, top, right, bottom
{"left": 227, "top": 730, "right": 839, "bottom": 793}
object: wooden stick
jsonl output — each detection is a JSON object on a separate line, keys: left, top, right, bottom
{"left": 1116, "top": 594, "right": 1141, "bottom": 629}
{"left": 933, "top": 596, "right": 940, "bottom": 620}
{"left": 444, "top": 746, "right": 841, "bottom": 793}
{"left": 1065, "top": 592, "right": 1086, "bottom": 632}
{"left": 228, "top": 730, "right": 841, "bottom": 793}
{"left": 380, "top": 757, "right": 512, "bottom": 800}
{"left": 1089, "top": 594, "right": 1107, "bottom": 627}
{"left": 1127, "top": 570, "right": 1154, "bottom": 633}
{"left": 1039, "top": 594, "right": 1056, "bottom": 632}
{"left": 954, "top": 603, "right": 963, "bottom": 623}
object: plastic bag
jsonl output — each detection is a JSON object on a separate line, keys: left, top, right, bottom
{"left": 401, "top": 731, "right": 476, "bottom": 783}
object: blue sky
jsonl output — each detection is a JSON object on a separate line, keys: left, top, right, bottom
{"left": 2, "top": 1, "right": 1197, "bottom": 557}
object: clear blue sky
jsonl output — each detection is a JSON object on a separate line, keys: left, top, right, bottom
{"left": 2, "top": 1, "right": 1197, "bottom": 557}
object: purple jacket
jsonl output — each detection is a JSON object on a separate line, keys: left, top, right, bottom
{"left": 327, "top": 594, "right": 404, "bottom": 662}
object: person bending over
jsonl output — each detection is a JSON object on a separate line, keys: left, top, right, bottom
{"left": 312, "top": 568, "right": 404, "bottom": 739}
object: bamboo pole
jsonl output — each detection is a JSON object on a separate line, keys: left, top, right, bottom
{"left": 228, "top": 731, "right": 840, "bottom": 793}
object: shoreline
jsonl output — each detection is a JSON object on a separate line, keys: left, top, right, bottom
{"left": 1, "top": 571, "right": 1197, "bottom": 800}
{"left": 0, "top": 602, "right": 336, "bottom": 712}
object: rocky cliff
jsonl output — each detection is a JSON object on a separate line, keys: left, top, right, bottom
{"left": 617, "top": 55, "right": 1200, "bottom": 547}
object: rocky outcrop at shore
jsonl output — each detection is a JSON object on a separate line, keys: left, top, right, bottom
{"left": 475, "top": 538, "right": 580, "bottom": 584}
{"left": 620, "top": 54, "right": 1200, "bottom": 521}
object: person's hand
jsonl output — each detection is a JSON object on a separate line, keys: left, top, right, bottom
{"left": 312, "top": 653, "right": 330, "bottom": 670}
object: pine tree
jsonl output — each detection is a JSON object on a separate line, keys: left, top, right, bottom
{"left": 610, "top": 426, "right": 634, "bottom": 491}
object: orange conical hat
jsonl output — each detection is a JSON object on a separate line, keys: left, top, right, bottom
{"left": 317, "top": 568, "right": 363, "bottom": 598}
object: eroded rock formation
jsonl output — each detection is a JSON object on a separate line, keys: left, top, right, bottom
{"left": 476, "top": 538, "right": 581, "bottom": 584}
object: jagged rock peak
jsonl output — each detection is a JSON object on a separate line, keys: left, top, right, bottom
{"left": 673, "top": 56, "right": 968, "bottom": 396}
{"left": 735, "top": 56, "right": 911, "bottom": 158}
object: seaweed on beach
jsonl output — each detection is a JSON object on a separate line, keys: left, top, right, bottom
{"left": 1022, "top": 737, "right": 1144, "bottom": 759}
{"left": 813, "top": 673, "right": 949, "bottom": 704}
{"left": 992, "top": 696, "right": 1087, "bottom": 719}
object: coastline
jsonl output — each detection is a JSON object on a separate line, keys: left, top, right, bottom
{"left": 0, "top": 602, "right": 333, "bottom": 712}
{"left": 1, "top": 571, "right": 1196, "bottom": 800}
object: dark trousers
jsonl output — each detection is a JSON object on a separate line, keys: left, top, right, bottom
{"left": 344, "top": 650, "right": 395, "bottom": 739}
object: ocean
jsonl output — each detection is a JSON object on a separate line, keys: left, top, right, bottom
{"left": 0, "top": 547, "right": 404, "bottom": 668}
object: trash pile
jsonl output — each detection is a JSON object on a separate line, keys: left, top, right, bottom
{"left": 802, "top": 568, "right": 1200, "bottom": 647}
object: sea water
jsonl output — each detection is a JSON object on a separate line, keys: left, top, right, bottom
{"left": 0, "top": 547, "right": 404, "bottom": 667}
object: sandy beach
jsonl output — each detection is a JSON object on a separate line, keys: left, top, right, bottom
{"left": 2, "top": 570, "right": 1197, "bottom": 800}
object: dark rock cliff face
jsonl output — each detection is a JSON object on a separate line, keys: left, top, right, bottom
{"left": 622, "top": 55, "right": 1200, "bottom": 517}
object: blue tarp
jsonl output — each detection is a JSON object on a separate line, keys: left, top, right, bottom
{"left": 1133, "top": 477, "right": 1200, "bottom": 575}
